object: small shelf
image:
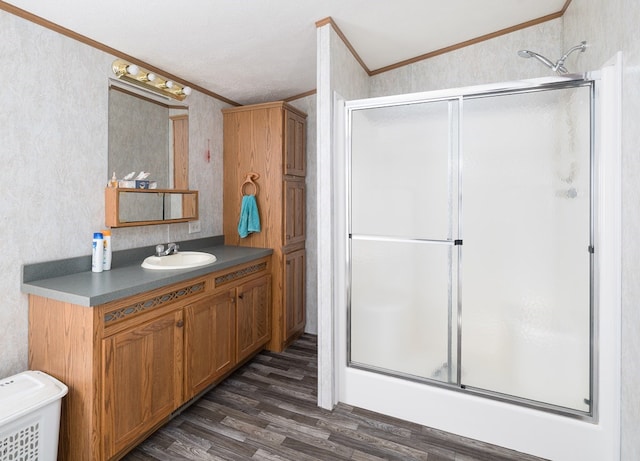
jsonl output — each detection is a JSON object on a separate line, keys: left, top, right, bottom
{"left": 105, "top": 187, "right": 198, "bottom": 228}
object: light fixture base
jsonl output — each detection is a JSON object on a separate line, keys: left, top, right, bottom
{"left": 111, "top": 59, "right": 191, "bottom": 101}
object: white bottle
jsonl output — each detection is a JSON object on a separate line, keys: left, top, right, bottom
{"left": 102, "top": 229, "right": 112, "bottom": 271}
{"left": 92, "top": 232, "right": 104, "bottom": 273}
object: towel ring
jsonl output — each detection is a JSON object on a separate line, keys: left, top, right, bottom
{"left": 240, "top": 172, "right": 260, "bottom": 196}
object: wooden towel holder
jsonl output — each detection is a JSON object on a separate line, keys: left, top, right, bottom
{"left": 240, "top": 172, "right": 260, "bottom": 196}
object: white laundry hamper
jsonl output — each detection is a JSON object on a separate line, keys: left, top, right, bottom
{"left": 0, "top": 370, "right": 68, "bottom": 461}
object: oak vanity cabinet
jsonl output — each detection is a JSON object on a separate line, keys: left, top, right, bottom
{"left": 223, "top": 101, "right": 306, "bottom": 352}
{"left": 184, "top": 290, "right": 236, "bottom": 399}
{"left": 28, "top": 256, "right": 271, "bottom": 461}
{"left": 236, "top": 275, "right": 272, "bottom": 362}
{"left": 102, "top": 309, "right": 184, "bottom": 459}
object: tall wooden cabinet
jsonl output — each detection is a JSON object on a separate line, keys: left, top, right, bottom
{"left": 223, "top": 101, "right": 306, "bottom": 352}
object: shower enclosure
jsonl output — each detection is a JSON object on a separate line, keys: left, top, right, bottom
{"left": 347, "top": 77, "right": 594, "bottom": 416}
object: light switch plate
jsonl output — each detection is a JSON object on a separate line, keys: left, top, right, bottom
{"left": 188, "top": 220, "right": 201, "bottom": 234}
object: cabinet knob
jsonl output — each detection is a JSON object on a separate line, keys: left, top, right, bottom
{"left": 286, "top": 234, "right": 291, "bottom": 240}
{"left": 176, "top": 320, "right": 184, "bottom": 328}
{"left": 238, "top": 293, "right": 244, "bottom": 299}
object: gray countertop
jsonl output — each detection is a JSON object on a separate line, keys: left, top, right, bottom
{"left": 21, "top": 243, "right": 272, "bottom": 307}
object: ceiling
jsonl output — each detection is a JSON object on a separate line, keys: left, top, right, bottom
{"left": 3, "top": 0, "right": 567, "bottom": 105}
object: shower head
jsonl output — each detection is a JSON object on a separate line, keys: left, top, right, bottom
{"left": 517, "top": 49, "right": 557, "bottom": 69}
{"left": 517, "top": 41, "right": 587, "bottom": 74}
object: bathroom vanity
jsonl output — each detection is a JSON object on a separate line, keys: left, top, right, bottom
{"left": 23, "top": 243, "right": 272, "bottom": 461}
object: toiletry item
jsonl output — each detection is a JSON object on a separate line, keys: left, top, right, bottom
{"left": 92, "top": 232, "right": 104, "bottom": 273}
{"left": 109, "top": 172, "right": 118, "bottom": 188}
{"left": 102, "top": 229, "right": 112, "bottom": 271}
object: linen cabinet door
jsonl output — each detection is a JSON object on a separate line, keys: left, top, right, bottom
{"left": 102, "top": 309, "right": 184, "bottom": 460}
{"left": 284, "top": 177, "right": 306, "bottom": 249}
{"left": 284, "top": 249, "right": 306, "bottom": 343}
{"left": 236, "top": 275, "right": 272, "bottom": 362}
{"left": 284, "top": 109, "right": 306, "bottom": 176}
{"left": 184, "top": 290, "right": 236, "bottom": 399}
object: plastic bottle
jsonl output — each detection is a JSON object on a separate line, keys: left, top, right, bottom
{"left": 109, "top": 172, "right": 118, "bottom": 188}
{"left": 92, "top": 232, "right": 104, "bottom": 273}
{"left": 102, "top": 229, "right": 112, "bottom": 271}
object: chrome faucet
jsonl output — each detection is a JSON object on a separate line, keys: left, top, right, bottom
{"left": 155, "top": 242, "right": 179, "bottom": 257}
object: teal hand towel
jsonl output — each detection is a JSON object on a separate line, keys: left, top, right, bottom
{"left": 238, "top": 194, "right": 261, "bottom": 238}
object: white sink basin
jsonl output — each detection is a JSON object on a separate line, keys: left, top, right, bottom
{"left": 141, "top": 251, "right": 217, "bottom": 270}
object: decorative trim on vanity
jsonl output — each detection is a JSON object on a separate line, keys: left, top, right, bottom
{"left": 215, "top": 262, "right": 268, "bottom": 286}
{"left": 104, "top": 282, "right": 205, "bottom": 323}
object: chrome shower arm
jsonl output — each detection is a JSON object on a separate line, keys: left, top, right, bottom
{"left": 555, "top": 41, "right": 588, "bottom": 71}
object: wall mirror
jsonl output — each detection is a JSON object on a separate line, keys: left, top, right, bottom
{"left": 107, "top": 79, "right": 195, "bottom": 226}
{"left": 108, "top": 81, "right": 188, "bottom": 188}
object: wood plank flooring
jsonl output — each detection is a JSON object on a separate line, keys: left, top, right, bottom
{"left": 124, "top": 334, "right": 546, "bottom": 461}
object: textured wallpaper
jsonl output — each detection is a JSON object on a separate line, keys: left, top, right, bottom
{"left": 369, "top": 19, "right": 563, "bottom": 97}
{"left": 0, "top": 9, "right": 225, "bottom": 378}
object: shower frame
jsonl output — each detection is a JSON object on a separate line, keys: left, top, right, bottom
{"left": 345, "top": 75, "right": 597, "bottom": 420}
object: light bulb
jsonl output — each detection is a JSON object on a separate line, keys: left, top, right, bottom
{"left": 182, "top": 87, "right": 192, "bottom": 96}
{"left": 165, "top": 80, "right": 174, "bottom": 89}
{"left": 126, "top": 64, "right": 139, "bottom": 76}
{"left": 146, "top": 72, "right": 156, "bottom": 82}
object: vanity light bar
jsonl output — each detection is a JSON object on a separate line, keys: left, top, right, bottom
{"left": 112, "top": 59, "right": 192, "bottom": 101}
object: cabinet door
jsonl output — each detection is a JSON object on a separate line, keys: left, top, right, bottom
{"left": 237, "top": 275, "right": 272, "bottom": 362}
{"left": 102, "top": 310, "right": 183, "bottom": 459}
{"left": 284, "top": 110, "right": 306, "bottom": 176}
{"left": 184, "top": 290, "right": 236, "bottom": 399}
{"left": 284, "top": 250, "right": 306, "bottom": 342}
{"left": 284, "top": 178, "right": 305, "bottom": 248}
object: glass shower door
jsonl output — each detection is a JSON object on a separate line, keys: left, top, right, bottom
{"left": 349, "top": 99, "right": 458, "bottom": 383}
{"left": 460, "top": 86, "right": 592, "bottom": 411}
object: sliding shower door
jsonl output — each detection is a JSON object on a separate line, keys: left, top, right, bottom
{"left": 349, "top": 99, "right": 459, "bottom": 383}
{"left": 460, "top": 86, "right": 592, "bottom": 411}
{"left": 348, "top": 79, "right": 593, "bottom": 415}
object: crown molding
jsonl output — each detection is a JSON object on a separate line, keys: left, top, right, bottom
{"left": 0, "top": 0, "right": 241, "bottom": 106}
{"left": 316, "top": 0, "right": 573, "bottom": 77}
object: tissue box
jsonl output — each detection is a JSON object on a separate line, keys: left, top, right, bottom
{"left": 118, "top": 180, "right": 157, "bottom": 189}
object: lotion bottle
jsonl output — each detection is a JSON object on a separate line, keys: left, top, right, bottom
{"left": 102, "top": 229, "right": 112, "bottom": 271}
{"left": 92, "top": 232, "right": 104, "bottom": 273}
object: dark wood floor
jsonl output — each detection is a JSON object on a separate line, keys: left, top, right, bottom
{"left": 124, "top": 334, "right": 546, "bottom": 461}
